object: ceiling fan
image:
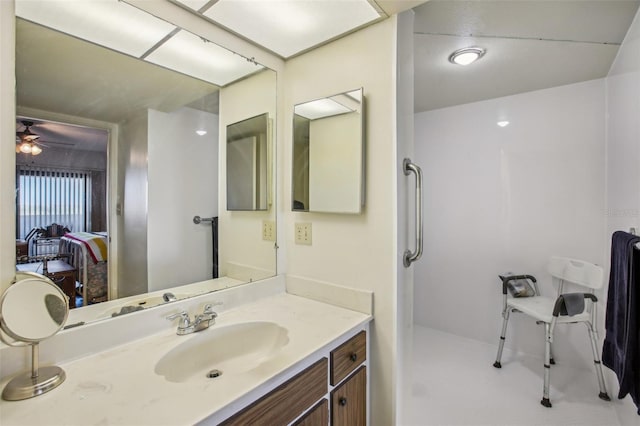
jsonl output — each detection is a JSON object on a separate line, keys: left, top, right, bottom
{"left": 15, "top": 120, "right": 45, "bottom": 155}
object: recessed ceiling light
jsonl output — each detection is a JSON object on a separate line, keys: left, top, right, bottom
{"left": 497, "top": 121, "right": 510, "bottom": 127}
{"left": 449, "top": 47, "right": 486, "bottom": 66}
{"left": 196, "top": 130, "right": 207, "bottom": 136}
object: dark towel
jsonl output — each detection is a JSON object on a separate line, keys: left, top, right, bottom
{"left": 212, "top": 217, "right": 219, "bottom": 279}
{"left": 602, "top": 231, "right": 640, "bottom": 414}
{"left": 561, "top": 293, "right": 585, "bottom": 316}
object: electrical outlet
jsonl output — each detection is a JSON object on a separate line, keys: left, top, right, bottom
{"left": 262, "top": 220, "right": 276, "bottom": 241}
{"left": 295, "top": 222, "right": 312, "bottom": 245}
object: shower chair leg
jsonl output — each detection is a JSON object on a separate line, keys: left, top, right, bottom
{"left": 586, "top": 323, "right": 611, "bottom": 401}
{"left": 541, "top": 322, "right": 553, "bottom": 407}
{"left": 537, "top": 320, "right": 555, "bottom": 364}
{"left": 493, "top": 309, "right": 511, "bottom": 368}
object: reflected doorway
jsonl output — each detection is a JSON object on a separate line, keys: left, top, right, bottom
{"left": 15, "top": 117, "right": 109, "bottom": 308}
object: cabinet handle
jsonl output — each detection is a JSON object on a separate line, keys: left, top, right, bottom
{"left": 349, "top": 353, "right": 357, "bottom": 362}
{"left": 339, "top": 397, "right": 347, "bottom": 406}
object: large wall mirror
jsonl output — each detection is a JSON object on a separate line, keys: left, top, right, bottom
{"left": 8, "top": 0, "right": 277, "bottom": 325}
{"left": 292, "top": 88, "right": 365, "bottom": 214}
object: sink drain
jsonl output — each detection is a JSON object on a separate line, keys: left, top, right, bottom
{"left": 207, "top": 369, "right": 222, "bottom": 379}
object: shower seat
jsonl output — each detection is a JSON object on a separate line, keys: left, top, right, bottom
{"left": 492, "top": 257, "right": 611, "bottom": 407}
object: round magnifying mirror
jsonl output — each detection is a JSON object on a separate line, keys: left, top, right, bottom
{"left": 0, "top": 273, "right": 69, "bottom": 401}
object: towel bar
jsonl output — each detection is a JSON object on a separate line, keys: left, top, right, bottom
{"left": 193, "top": 216, "right": 215, "bottom": 225}
{"left": 403, "top": 158, "right": 424, "bottom": 267}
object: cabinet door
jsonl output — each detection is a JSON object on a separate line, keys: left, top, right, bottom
{"left": 293, "top": 399, "right": 328, "bottom": 426}
{"left": 331, "top": 366, "right": 366, "bottom": 426}
{"left": 221, "top": 358, "right": 327, "bottom": 426}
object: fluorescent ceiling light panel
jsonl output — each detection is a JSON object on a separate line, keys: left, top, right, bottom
{"left": 16, "top": 0, "right": 176, "bottom": 58}
{"left": 296, "top": 98, "right": 353, "bottom": 120}
{"left": 201, "top": 0, "right": 382, "bottom": 58}
{"left": 145, "top": 30, "right": 264, "bottom": 86}
{"left": 174, "top": 0, "right": 212, "bottom": 11}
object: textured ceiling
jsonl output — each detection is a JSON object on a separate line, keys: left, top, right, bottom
{"left": 413, "top": 0, "right": 640, "bottom": 112}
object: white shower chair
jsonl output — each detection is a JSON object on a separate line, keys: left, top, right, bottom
{"left": 492, "top": 257, "right": 611, "bottom": 407}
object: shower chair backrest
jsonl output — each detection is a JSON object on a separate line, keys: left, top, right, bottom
{"left": 546, "top": 257, "right": 604, "bottom": 290}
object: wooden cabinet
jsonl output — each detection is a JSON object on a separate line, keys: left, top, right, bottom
{"left": 330, "top": 330, "right": 366, "bottom": 385}
{"left": 219, "top": 328, "right": 368, "bottom": 426}
{"left": 220, "top": 358, "right": 327, "bottom": 426}
{"left": 331, "top": 366, "right": 367, "bottom": 426}
{"left": 16, "top": 260, "right": 77, "bottom": 309}
{"left": 293, "top": 399, "right": 328, "bottom": 426}
{"left": 16, "top": 240, "right": 28, "bottom": 258}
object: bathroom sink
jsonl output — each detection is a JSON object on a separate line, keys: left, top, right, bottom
{"left": 155, "top": 321, "right": 289, "bottom": 383}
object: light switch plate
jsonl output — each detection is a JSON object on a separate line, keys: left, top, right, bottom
{"left": 295, "top": 222, "right": 312, "bottom": 245}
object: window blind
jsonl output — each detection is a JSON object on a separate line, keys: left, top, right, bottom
{"left": 16, "top": 165, "right": 92, "bottom": 239}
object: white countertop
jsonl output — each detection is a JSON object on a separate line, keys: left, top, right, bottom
{"left": 0, "top": 292, "right": 371, "bottom": 425}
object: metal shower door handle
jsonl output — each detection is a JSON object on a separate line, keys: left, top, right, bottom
{"left": 403, "top": 158, "right": 423, "bottom": 267}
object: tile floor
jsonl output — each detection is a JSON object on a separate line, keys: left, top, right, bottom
{"left": 405, "top": 325, "right": 626, "bottom": 426}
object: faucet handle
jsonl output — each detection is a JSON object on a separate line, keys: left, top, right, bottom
{"left": 166, "top": 311, "right": 191, "bottom": 327}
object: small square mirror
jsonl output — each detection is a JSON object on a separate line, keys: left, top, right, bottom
{"left": 292, "top": 88, "right": 365, "bottom": 214}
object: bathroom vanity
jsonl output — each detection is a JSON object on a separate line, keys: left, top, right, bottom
{"left": 217, "top": 329, "right": 367, "bottom": 425}
{"left": 0, "top": 276, "right": 372, "bottom": 425}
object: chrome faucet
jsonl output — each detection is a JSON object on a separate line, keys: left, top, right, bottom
{"left": 162, "top": 292, "right": 177, "bottom": 302}
{"left": 166, "top": 303, "right": 221, "bottom": 335}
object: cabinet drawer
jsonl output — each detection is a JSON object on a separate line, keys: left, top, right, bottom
{"left": 330, "top": 331, "right": 366, "bottom": 385}
{"left": 221, "top": 358, "right": 328, "bottom": 426}
{"left": 331, "top": 366, "right": 366, "bottom": 426}
{"left": 292, "top": 399, "right": 328, "bottom": 426}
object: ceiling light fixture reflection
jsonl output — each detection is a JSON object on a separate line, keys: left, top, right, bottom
{"left": 449, "top": 47, "right": 486, "bottom": 66}
{"left": 497, "top": 121, "right": 510, "bottom": 127}
{"left": 196, "top": 130, "right": 207, "bottom": 136}
{"left": 16, "top": 121, "right": 44, "bottom": 155}
{"left": 15, "top": 0, "right": 176, "bottom": 58}
{"left": 295, "top": 98, "right": 353, "bottom": 120}
{"left": 145, "top": 29, "right": 263, "bottom": 86}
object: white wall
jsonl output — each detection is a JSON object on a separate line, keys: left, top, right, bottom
{"left": 606, "top": 11, "right": 640, "bottom": 240}
{"left": 395, "top": 9, "right": 415, "bottom": 425}
{"left": 219, "top": 70, "right": 277, "bottom": 281}
{"left": 308, "top": 112, "right": 361, "bottom": 213}
{"left": 605, "top": 8, "right": 640, "bottom": 423}
{"left": 117, "top": 112, "right": 148, "bottom": 298}
{"left": 283, "top": 18, "right": 399, "bottom": 426}
{"left": 147, "top": 107, "right": 218, "bottom": 291}
{"left": 0, "top": 1, "right": 16, "bottom": 294}
{"left": 414, "top": 79, "right": 607, "bottom": 366}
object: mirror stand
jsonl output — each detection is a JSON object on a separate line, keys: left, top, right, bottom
{"left": 1, "top": 342, "right": 66, "bottom": 401}
{"left": 0, "top": 273, "right": 69, "bottom": 401}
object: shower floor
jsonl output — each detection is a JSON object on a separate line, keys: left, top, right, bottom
{"left": 406, "top": 325, "right": 624, "bottom": 426}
